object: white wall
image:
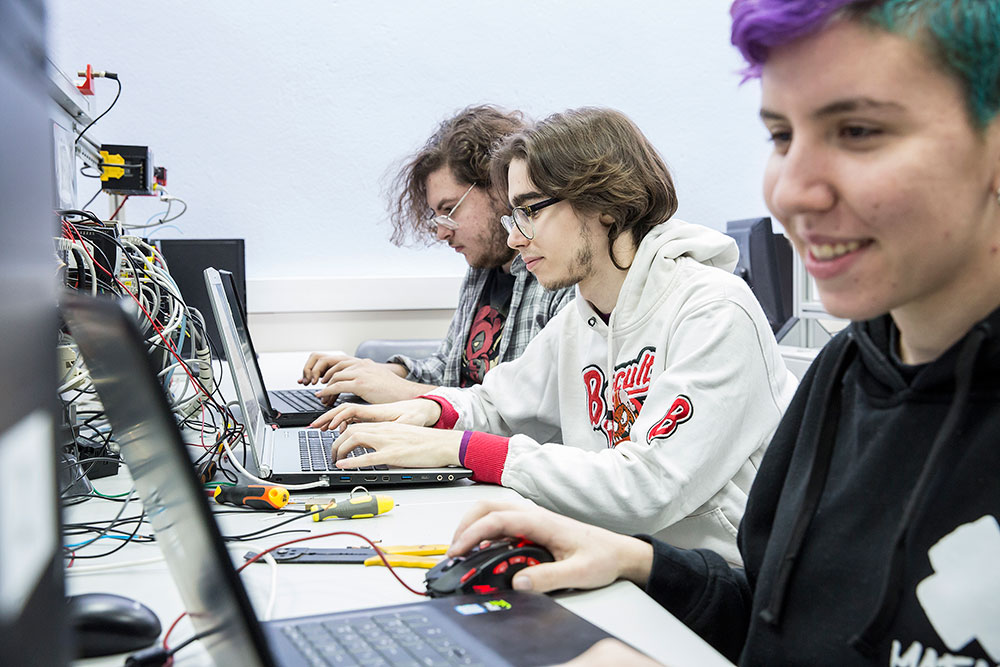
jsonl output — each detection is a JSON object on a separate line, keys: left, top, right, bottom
{"left": 47, "top": 1, "right": 769, "bottom": 277}
{"left": 48, "top": 2, "right": 772, "bottom": 349}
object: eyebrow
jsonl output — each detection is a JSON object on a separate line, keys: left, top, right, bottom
{"left": 760, "top": 97, "right": 906, "bottom": 121}
{"left": 433, "top": 195, "right": 459, "bottom": 211}
{"left": 510, "top": 190, "right": 547, "bottom": 208}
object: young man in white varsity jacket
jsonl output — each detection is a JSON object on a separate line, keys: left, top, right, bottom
{"left": 313, "top": 107, "right": 797, "bottom": 562}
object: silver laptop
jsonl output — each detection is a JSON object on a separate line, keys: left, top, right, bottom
{"left": 61, "top": 292, "right": 618, "bottom": 667}
{"left": 204, "top": 267, "right": 472, "bottom": 488}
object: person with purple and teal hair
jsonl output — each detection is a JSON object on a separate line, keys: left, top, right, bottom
{"left": 435, "top": 1, "right": 1000, "bottom": 665}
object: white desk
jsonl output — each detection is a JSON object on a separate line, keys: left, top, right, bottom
{"left": 63, "top": 353, "right": 733, "bottom": 666}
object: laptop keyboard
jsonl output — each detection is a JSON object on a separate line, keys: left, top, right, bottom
{"left": 281, "top": 610, "right": 485, "bottom": 666}
{"left": 274, "top": 388, "right": 328, "bottom": 412}
{"left": 298, "top": 430, "right": 387, "bottom": 472}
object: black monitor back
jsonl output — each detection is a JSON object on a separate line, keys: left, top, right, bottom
{"left": 725, "top": 217, "right": 795, "bottom": 340}
{"left": 0, "top": 0, "right": 69, "bottom": 664}
{"left": 155, "top": 238, "right": 246, "bottom": 359}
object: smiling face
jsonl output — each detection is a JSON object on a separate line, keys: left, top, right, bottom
{"left": 504, "top": 159, "right": 607, "bottom": 293}
{"left": 761, "top": 20, "right": 1000, "bottom": 331}
{"left": 424, "top": 166, "right": 514, "bottom": 270}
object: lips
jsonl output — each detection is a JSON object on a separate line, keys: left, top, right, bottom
{"left": 522, "top": 256, "right": 542, "bottom": 271}
{"left": 802, "top": 238, "right": 873, "bottom": 281}
{"left": 808, "top": 239, "right": 869, "bottom": 261}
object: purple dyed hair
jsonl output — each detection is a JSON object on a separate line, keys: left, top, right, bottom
{"left": 731, "top": 0, "right": 857, "bottom": 78}
{"left": 730, "top": 0, "right": 1000, "bottom": 126}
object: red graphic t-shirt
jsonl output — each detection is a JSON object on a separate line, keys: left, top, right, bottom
{"left": 460, "top": 269, "right": 514, "bottom": 387}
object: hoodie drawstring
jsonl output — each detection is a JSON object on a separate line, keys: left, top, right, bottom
{"left": 850, "top": 324, "right": 990, "bottom": 654}
{"left": 758, "top": 335, "right": 857, "bottom": 626}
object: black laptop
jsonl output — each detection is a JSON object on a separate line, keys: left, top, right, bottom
{"left": 60, "top": 292, "right": 620, "bottom": 666}
{"left": 204, "top": 267, "right": 330, "bottom": 426}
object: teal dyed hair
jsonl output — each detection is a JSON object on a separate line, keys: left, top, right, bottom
{"left": 853, "top": 0, "right": 1000, "bottom": 126}
{"left": 731, "top": 0, "right": 1000, "bottom": 126}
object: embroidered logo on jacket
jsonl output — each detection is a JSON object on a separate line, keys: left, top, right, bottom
{"left": 646, "top": 395, "right": 693, "bottom": 442}
{"left": 582, "top": 347, "right": 692, "bottom": 447}
{"left": 893, "top": 514, "right": 1000, "bottom": 663}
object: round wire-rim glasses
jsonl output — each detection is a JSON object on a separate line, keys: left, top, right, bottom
{"left": 429, "top": 183, "right": 476, "bottom": 231}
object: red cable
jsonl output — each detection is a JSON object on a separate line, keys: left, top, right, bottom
{"left": 62, "top": 219, "right": 220, "bottom": 410}
{"left": 109, "top": 195, "right": 130, "bottom": 220}
{"left": 162, "top": 529, "right": 430, "bottom": 654}
{"left": 236, "top": 529, "right": 429, "bottom": 597}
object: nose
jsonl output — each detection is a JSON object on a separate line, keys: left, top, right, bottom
{"left": 506, "top": 223, "right": 528, "bottom": 250}
{"left": 435, "top": 223, "right": 453, "bottom": 242}
{"left": 765, "top": 140, "right": 836, "bottom": 219}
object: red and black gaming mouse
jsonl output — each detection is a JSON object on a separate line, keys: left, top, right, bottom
{"left": 424, "top": 537, "right": 554, "bottom": 598}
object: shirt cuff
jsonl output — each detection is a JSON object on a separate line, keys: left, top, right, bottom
{"left": 459, "top": 431, "right": 509, "bottom": 485}
{"left": 419, "top": 394, "right": 458, "bottom": 429}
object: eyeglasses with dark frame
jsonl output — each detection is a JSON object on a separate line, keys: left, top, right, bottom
{"left": 499, "top": 197, "right": 561, "bottom": 240}
{"left": 429, "top": 183, "right": 476, "bottom": 231}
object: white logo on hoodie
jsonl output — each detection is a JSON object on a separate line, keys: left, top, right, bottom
{"left": 914, "top": 515, "right": 1000, "bottom": 661}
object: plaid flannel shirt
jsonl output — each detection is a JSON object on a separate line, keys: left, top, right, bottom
{"left": 389, "top": 255, "right": 574, "bottom": 387}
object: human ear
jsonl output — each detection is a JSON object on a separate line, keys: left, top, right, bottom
{"left": 599, "top": 212, "right": 615, "bottom": 225}
{"left": 987, "top": 115, "right": 1000, "bottom": 204}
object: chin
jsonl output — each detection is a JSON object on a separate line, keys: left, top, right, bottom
{"left": 469, "top": 250, "right": 516, "bottom": 270}
{"left": 539, "top": 275, "right": 580, "bottom": 292}
{"left": 817, "top": 293, "right": 888, "bottom": 323}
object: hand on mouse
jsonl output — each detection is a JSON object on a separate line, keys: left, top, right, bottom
{"left": 448, "top": 501, "right": 654, "bottom": 594}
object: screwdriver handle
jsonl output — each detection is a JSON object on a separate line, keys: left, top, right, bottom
{"left": 213, "top": 484, "right": 289, "bottom": 510}
{"left": 309, "top": 494, "right": 394, "bottom": 520}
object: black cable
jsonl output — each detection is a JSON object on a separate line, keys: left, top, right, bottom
{"left": 221, "top": 507, "right": 324, "bottom": 542}
{"left": 58, "top": 454, "right": 122, "bottom": 498}
{"left": 62, "top": 488, "right": 137, "bottom": 555}
{"left": 125, "top": 626, "right": 221, "bottom": 666}
{"left": 81, "top": 186, "right": 103, "bottom": 210}
{"left": 75, "top": 75, "right": 121, "bottom": 145}
{"left": 67, "top": 509, "right": 149, "bottom": 560}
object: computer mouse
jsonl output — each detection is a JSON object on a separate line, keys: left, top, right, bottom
{"left": 425, "top": 537, "right": 554, "bottom": 598}
{"left": 67, "top": 592, "right": 162, "bottom": 658}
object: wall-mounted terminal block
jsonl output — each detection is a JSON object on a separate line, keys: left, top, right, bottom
{"left": 100, "top": 143, "right": 155, "bottom": 195}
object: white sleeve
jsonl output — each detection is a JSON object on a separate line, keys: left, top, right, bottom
{"left": 499, "top": 298, "right": 795, "bottom": 537}
{"left": 433, "top": 305, "right": 571, "bottom": 445}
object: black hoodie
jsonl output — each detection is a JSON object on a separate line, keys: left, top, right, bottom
{"left": 642, "top": 307, "right": 1000, "bottom": 665}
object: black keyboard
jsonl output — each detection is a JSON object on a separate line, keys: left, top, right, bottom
{"left": 280, "top": 610, "right": 485, "bottom": 666}
{"left": 273, "top": 388, "right": 328, "bottom": 412}
{"left": 298, "top": 430, "right": 387, "bottom": 472}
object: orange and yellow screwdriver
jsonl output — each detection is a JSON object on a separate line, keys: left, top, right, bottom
{"left": 213, "top": 484, "right": 290, "bottom": 510}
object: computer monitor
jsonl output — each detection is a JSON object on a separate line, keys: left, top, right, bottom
{"left": 155, "top": 238, "right": 246, "bottom": 360}
{"left": 0, "top": 0, "right": 69, "bottom": 664}
{"left": 725, "top": 217, "right": 796, "bottom": 341}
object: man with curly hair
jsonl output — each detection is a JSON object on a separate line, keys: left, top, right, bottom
{"left": 299, "top": 105, "right": 574, "bottom": 404}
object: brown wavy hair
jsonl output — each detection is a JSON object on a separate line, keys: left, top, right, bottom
{"left": 490, "top": 107, "right": 678, "bottom": 269}
{"left": 386, "top": 105, "right": 526, "bottom": 246}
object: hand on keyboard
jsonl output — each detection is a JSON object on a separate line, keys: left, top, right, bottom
{"left": 328, "top": 422, "right": 464, "bottom": 470}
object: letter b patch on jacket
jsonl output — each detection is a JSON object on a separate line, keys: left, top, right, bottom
{"left": 646, "top": 395, "right": 693, "bottom": 441}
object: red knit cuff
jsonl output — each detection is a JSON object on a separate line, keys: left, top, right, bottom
{"left": 461, "top": 432, "right": 509, "bottom": 485}
{"left": 419, "top": 394, "right": 458, "bottom": 429}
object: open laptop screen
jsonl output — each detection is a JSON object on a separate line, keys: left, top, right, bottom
{"left": 204, "top": 268, "right": 271, "bottom": 449}
{"left": 60, "top": 292, "right": 275, "bottom": 667}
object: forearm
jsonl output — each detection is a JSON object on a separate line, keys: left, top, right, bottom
{"left": 386, "top": 377, "right": 441, "bottom": 402}
{"left": 641, "top": 538, "right": 751, "bottom": 663}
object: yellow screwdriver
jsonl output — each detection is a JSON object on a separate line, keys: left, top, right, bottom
{"left": 309, "top": 492, "right": 394, "bottom": 520}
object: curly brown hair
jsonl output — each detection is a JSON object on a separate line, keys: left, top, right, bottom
{"left": 386, "top": 105, "right": 526, "bottom": 246}
{"left": 490, "top": 107, "right": 678, "bottom": 269}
